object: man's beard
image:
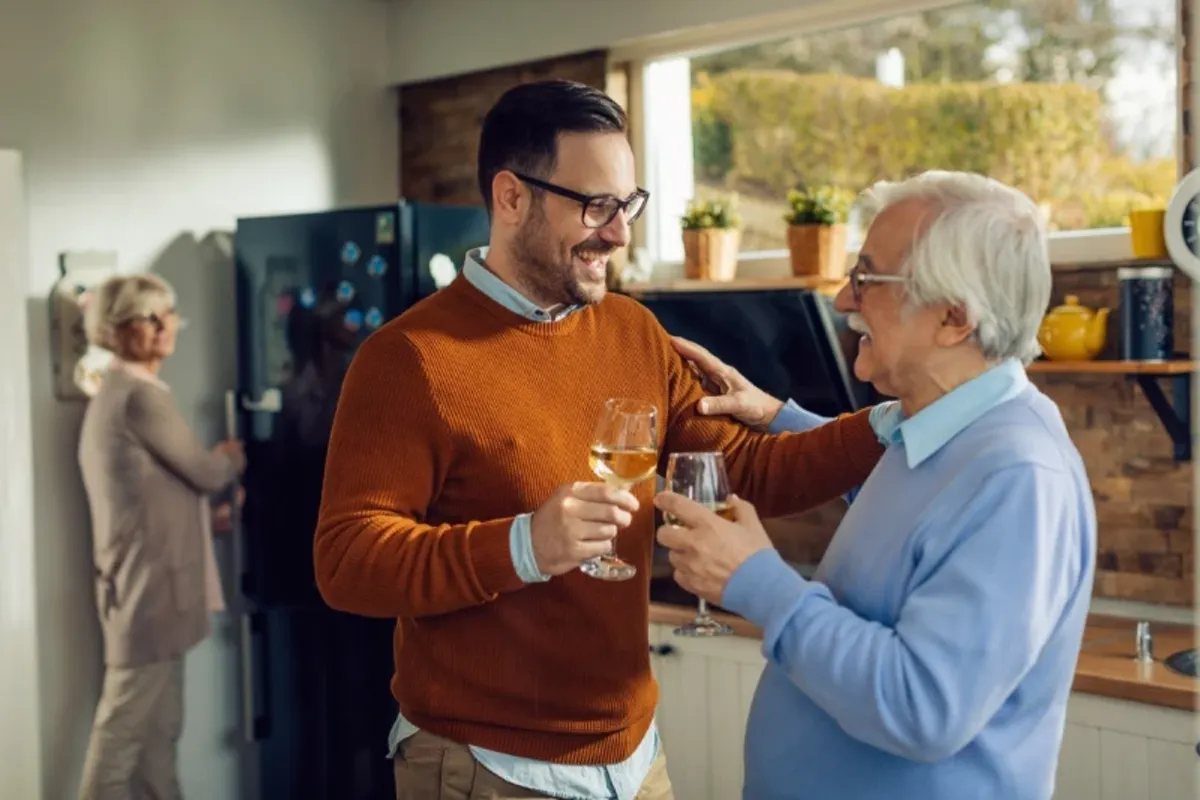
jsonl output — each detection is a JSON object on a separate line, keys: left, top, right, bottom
{"left": 511, "top": 206, "right": 614, "bottom": 308}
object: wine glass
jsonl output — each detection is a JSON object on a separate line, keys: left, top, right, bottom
{"left": 663, "top": 452, "right": 735, "bottom": 637}
{"left": 582, "top": 398, "right": 659, "bottom": 581}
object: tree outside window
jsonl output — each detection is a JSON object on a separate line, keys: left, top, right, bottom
{"left": 685, "top": 0, "right": 1178, "bottom": 253}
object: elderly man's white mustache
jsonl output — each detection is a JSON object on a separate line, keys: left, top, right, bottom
{"left": 847, "top": 312, "right": 871, "bottom": 342}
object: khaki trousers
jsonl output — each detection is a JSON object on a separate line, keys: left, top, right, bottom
{"left": 78, "top": 657, "right": 185, "bottom": 800}
{"left": 394, "top": 731, "right": 674, "bottom": 800}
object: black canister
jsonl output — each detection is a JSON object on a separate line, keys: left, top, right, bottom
{"left": 1118, "top": 266, "right": 1175, "bottom": 361}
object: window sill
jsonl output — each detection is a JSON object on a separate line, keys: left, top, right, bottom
{"left": 632, "top": 226, "right": 1163, "bottom": 286}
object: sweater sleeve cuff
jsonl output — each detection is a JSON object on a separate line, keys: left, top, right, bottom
{"left": 468, "top": 518, "right": 528, "bottom": 597}
{"left": 767, "top": 399, "right": 829, "bottom": 435}
{"left": 722, "top": 548, "right": 814, "bottom": 632}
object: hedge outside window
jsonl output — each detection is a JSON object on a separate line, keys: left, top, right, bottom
{"left": 645, "top": 0, "right": 1179, "bottom": 259}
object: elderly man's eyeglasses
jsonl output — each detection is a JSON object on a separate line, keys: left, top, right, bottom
{"left": 511, "top": 172, "right": 650, "bottom": 229}
{"left": 847, "top": 259, "right": 909, "bottom": 304}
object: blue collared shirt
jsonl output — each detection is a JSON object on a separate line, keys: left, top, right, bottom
{"left": 724, "top": 359, "right": 1096, "bottom": 799}
{"left": 387, "top": 248, "right": 660, "bottom": 800}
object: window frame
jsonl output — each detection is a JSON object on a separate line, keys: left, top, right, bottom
{"left": 615, "top": 0, "right": 1180, "bottom": 276}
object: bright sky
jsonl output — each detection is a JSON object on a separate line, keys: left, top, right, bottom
{"left": 987, "top": 0, "right": 1177, "bottom": 161}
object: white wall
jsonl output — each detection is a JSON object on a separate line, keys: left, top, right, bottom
{"left": 0, "top": 1, "right": 396, "bottom": 797}
{"left": 386, "top": 0, "right": 825, "bottom": 83}
{"left": 0, "top": 151, "right": 41, "bottom": 800}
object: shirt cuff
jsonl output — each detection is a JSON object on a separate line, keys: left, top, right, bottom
{"left": 721, "top": 548, "right": 814, "bottom": 632}
{"left": 510, "top": 513, "right": 551, "bottom": 584}
{"left": 767, "top": 399, "right": 828, "bottom": 435}
{"left": 868, "top": 400, "right": 903, "bottom": 445}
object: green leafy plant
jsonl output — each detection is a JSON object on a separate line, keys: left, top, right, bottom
{"left": 784, "top": 185, "right": 856, "bottom": 226}
{"left": 681, "top": 194, "right": 743, "bottom": 230}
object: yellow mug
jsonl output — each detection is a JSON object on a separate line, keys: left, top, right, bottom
{"left": 1128, "top": 208, "right": 1167, "bottom": 259}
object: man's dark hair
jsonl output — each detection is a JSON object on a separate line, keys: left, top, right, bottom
{"left": 477, "top": 79, "right": 627, "bottom": 213}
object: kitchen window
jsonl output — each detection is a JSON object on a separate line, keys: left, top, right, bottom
{"left": 626, "top": 0, "right": 1181, "bottom": 275}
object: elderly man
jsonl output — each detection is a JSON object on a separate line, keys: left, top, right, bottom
{"left": 657, "top": 170, "right": 1096, "bottom": 800}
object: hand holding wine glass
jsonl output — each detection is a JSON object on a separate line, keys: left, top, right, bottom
{"left": 661, "top": 452, "right": 736, "bottom": 635}
{"left": 580, "top": 398, "right": 659, "bottom": 581}
{"left": 529, "top": 483, "right": 639, "bottom": 576}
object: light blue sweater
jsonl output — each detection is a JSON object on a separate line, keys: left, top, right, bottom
{"left": 724, "top": 360, "right": 1097, "bottom": 800}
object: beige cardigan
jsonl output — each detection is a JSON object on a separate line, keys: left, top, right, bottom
{"left": 78, "top": 362, "right": 239, "bottom": 667}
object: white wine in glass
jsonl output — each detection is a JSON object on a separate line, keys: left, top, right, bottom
{"left": 582, "top": 398, "right": 659, "bottom": 581}
{"left": 663, "top": 451, "right": 735, "bottom": 636}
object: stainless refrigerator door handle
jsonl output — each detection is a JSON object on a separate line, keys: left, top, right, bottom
{"left": 239, "top": 613, "right": 255, "bottom": 743}
{"left": 225, "top": 389, "right": 255, "bottom": 743}
{"left": 224, "top": 390, "right": 245, "bottom": 587}
{"left": 241, "top": 388, "right": 282, "bottom": 413}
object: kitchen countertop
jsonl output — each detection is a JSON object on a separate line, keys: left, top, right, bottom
{"left": 648, "top": 601, "right": 1198, "bottom": 711}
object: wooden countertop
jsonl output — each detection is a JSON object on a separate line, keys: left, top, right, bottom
{"left": 1075, "top": 615, "right": 1197, "bottom": 711}
{"left": 649, "top": 603, "right": 1198, "bottom": 711}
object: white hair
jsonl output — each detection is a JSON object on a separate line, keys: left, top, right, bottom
{"left": 84, "top": 273, "right": 176, "bottom": 352}
{"left": 858, "top": 170, "right": 1051, "bottom": 365}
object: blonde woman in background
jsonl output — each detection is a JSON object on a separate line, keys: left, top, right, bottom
{"left": 77, "top": 273, "right": 245, "bottom": 800}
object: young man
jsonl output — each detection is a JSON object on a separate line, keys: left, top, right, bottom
{"left": 314, "top": 80, "right": 886, "bottom": 800}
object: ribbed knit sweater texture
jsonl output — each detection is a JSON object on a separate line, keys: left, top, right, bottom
{"left": 314, "top": 275, "right": 883, "bottom": 764}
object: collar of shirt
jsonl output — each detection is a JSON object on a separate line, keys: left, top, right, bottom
{"left": 873, "top": 358, "right": 1029, "bottom": 469}
{"left": 462, "top": 247, "right": 582, "bottom": 322}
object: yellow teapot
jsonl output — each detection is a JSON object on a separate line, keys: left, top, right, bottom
{"left": 1037, "top": 295, "right": 1110, "bottom": 362}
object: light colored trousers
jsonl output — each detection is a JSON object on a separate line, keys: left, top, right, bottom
{"left": 394, "top": 730, "right": 675, "bottom": 800}
{"left": 78, "top": 657, "right": 185, "bottom": 800}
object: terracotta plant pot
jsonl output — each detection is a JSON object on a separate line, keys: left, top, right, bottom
{"left": 682, "top": 228, "right": 740, "bottom": 281}
{"left": 787, "top": 223, "right": 848, "bottom": 280}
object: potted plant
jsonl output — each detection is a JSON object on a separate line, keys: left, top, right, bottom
{"left": 784, "top": 186, "right": 855, "bottom": 280}
{"left": 680, "top": 194, "right": 742, "bottom": 282}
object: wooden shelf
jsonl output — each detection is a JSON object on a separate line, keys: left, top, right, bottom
{"left": 1050, "top": 257, "right": 1178, "bottom": 274}
{"left": 620, "top": 276, "right": 846, "bottom": 296}
{"left": 1027, "top": 360, "right": 1195, "bottom": 375}
{"left": 1028, "top": 360, "right": 1193, "bottom": 461}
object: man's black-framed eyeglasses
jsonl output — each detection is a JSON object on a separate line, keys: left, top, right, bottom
{"left": 512, "top": 172, "right": 650, "bottom": 229}
{"left": 847, "top": 257, "right": 909, "bottom": 304}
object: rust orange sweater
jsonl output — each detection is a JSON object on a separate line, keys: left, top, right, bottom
{"left": 314, "top": 275, "right": 884, "bottom": 764}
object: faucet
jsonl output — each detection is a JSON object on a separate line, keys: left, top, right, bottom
{"left": 1134, "top": 621, "right": 1154, "bottom": 663}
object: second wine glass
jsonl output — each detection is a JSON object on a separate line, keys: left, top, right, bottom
{"left": 582, "top": 398, "right": 659, "bottom": 581}
{"left": 663, "top": 451, "right": 734, "bottom": 637}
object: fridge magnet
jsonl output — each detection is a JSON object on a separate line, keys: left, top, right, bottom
{"left": 367, "top": 255, "right": 388, "bottom": 277}
{"left": 335, "top": 280, "right": 356, "bottom": 303}
{"left": 364, "top": 307, "right": 383, "bottom": 329}
{"left": 343, "top": 309, "right": 364, "bottom": 333}
{"left": 298, "top": 287, "right": 316, "bottom": 309}
{"left": 340, "top": 241, "right": 361, "bottom": 266}
{"left": 376, "top": 212, "right": 396, "bottom": 244}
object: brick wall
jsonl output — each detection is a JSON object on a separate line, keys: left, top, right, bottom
{"left": 397, "top": 50, "right": 610, "bottom": 205}
{"left": 770, "top": 265, "right": 1195, "bottom": 607}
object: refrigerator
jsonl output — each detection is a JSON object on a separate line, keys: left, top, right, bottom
{"left": 229, "top": 201, "right": 491, "bottom": 800}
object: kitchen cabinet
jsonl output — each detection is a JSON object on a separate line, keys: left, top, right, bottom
{"left": 647, "top": 624, "right": 1199, "bottom": 800}
{"left": 1053, "top": 693, "right": 1198, "bottom": 800}
{"left": 648, "top": 622, "right": 764, "bottom": 800}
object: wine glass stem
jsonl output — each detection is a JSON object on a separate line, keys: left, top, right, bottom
{"left": 696, "top": 598, "right": 709, "bottom": 619}
{"left": 605, "top": 479, "right": 631, "bottom": 558}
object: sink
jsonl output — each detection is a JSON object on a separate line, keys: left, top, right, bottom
{"left": 1163, "top": 648, "right": 1197, "bottom": 678}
